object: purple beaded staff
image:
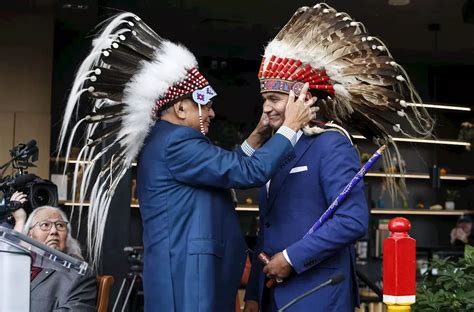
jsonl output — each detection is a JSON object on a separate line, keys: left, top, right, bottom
{"left": 304, "top": 144, "right": 387, "bottom": 238}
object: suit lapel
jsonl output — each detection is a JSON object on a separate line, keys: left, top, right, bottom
{"left": 265, "top": 134, "right": 314, "bottom": 216}
{"left": 31, "top": 268, "right": 56, "bottom": 291}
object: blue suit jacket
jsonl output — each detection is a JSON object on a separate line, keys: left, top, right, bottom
{"left": 245, "top": 131, "right": 369, "bottom": 311}
{"left": 137, "top": 121, "right": 294, "bottom": 311}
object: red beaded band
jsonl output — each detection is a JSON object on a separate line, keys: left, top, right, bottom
{"left": 155, "top": 67, "right": 209, "bottom": 110}
{"left": 259, "top": 55, "right": 334, "bottom": 95}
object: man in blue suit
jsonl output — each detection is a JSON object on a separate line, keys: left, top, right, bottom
{"left": 244, "top": 87, "right": 369, "bottom": 311}
{"left": 138, "top": 75, "right": 317, "bottom": 311}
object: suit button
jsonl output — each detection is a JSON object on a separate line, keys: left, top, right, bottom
{"left": 265, "top": 222, "right": 271, "bottom": 228}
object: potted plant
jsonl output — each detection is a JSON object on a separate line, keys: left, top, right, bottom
{"left": 445, "top": 189, "right": 460, "bottom": 210}
{"left": 413, "top": 245, "right": 474, "bottom": 311}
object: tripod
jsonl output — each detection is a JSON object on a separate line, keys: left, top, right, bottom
{"left": 112, "top": 269, "right": 143, "bottom": 311}
{"left": 112, "top": 247, "right": 144, "bottom": 312}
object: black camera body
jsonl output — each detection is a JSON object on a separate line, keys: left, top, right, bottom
{"left": 1, "top": 173, "right": 58, "bottom": 206}
{"left": 0, "top": 174, "right": 59, "bottom": 224}
{"left": 124, "top": 246, "right": 144, "bottom": 273}
{"left": 0, "top": 140, "right": 58, "bottom": 223}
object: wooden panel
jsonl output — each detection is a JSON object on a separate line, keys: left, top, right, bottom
{"left": 14, "top": 112, "right": 51, "bottom": 179}
{"left": 0, "top": 13, "right": 53, "bottom": 114}
{"left": 0, "top": 113, "right": 15, "bottom": 171}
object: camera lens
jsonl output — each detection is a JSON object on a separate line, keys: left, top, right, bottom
{"left": 33, "top": 187, "right": 53, "bottom": 206}
{"left": 29, "top": 182, "right": 58, "bottom": 208}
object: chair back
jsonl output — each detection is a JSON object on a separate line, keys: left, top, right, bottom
{"left": 235, "top": 256, "right": 252, "bottom": 312}
{"left": 96, "top": 275, "right": 114, "bottom": 312}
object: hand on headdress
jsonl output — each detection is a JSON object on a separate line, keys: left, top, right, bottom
{"left": 283, "top": 83, "right": 318, "bottom": 131}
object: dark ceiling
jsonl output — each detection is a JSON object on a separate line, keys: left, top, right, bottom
{"left": 7, "top": 0, "right": 474, "bottom": 124}
{"left": 6, "top": 0, "right": 474, "bottom": 62}
{"left": 110, "top": 0, "right": 474, "bottom": 63}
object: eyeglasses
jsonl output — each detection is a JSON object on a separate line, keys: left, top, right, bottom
{"left": 31, "top": 220, "right": 69, "bottom": 232}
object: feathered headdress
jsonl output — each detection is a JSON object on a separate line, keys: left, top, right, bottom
{"left": 259, "top": 3, "right": 435, "bottom": 194}
{"left": 58, "top": 12, "right": 216, "bottom": 267}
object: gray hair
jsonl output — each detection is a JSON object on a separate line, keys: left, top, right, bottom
{"left": 154, "top": 105, "right": 174, "bottom": 120}
{"left": 23, "top": 206, "right": 83, "bottom": 259}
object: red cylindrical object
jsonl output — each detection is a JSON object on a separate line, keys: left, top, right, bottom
{"left": 258, "top": 57, "right": 266, "bottom": 78}
{"left": 263, "top": 55, "right": 276, "bottom": 77}
{"left": 258, "top": 252, "right": 277, "bottom": 288}
{"left": 383, "top": 217, "right": 416, "bottom": 305}
{"left": 279, "top": 59, "right": 295, "bottom": 78}
{"left": 311, "top": 84, "right": 334, "bottom": 90}
{"left": 274, "top": 58, "right": 289, "bottom": 78}
{"left": 270, "top": 57, "right": 282, "bottom": 78}
{"left": 284, "top": 60, "right": 302, "bottom": 79}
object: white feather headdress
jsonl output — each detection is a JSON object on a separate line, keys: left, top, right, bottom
{"left": 260, "top": 3, "right": 434, "bottom": 141}
{"left": 259, "top": 3, "right": 435, "bottom": 197}
{"left": 58, "top": 13, "right": 213, "bottom": 267}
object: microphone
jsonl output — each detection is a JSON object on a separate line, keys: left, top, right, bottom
{"left": 278, "top": 273, "right": 345, "bottom": 312}
{"left": 18, "top": 140, "right": 37, "bottom": 156}
{"left": 24, "top": 139, "right": 37, "bottom": 150}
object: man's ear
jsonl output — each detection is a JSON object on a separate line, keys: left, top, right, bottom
{"left": 174, "top": 100, "right": 186, "bottom": 119}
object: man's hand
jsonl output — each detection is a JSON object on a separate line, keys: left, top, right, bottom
{"left": 256, "top": 111, "right": 271, "bottom": 133}
{"left": 246, "top": 112, "right": 272, "bottom": 149}
{"left": 244, "top": 300, "right": 259, "bottom": 312}
{"left": 263, "top": 252, "right": 293, "bottom": 280}
{"left": 10, "top": 191, "right": 28, "bottom": 232}
{"left": 282, "top": 83, "right": 318, "bottom": 132}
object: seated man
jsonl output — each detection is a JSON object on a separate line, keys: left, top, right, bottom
{"left": 10, "top": 191, "right": 97, "bottom": 312}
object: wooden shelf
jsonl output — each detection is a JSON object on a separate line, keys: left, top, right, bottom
{"left": 405, "top": 102, "right": 471, "bottom": 112}
{"left": 51, "top": 158, "right": 137, "bottom": 166}
{"left": 59, "top": 201, "right": 90, "bottom": 207}
{"left": 131, "top": 204, "right": 259, "bottom": 211}
{"left": 59, "top": 201, "right": 473, "bottom": 216}
{"left": 60, "top": 201, "right": 140, "bottom": 208}
{"left": 234, "top": 207, "right": 474, "bottom": 216}
{"left": 61, "top": 202, "right": 258, "bottom": 212}
{"left": 371, "top": 208, "right": 474, "bottom": 216}
{"left": 365, "top": 172, "right": 473, "bottom": 181}
{"left": 235, "top": 205, "right": 259, "bottom": 212}
{"left": 352, "top": 135, "right": 471, "bottom": 147}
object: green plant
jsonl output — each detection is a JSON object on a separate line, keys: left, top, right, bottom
{"left": 446, "top": 189, "right": 461, "bottom": 201}
{"left": 413, "top": 245, "right": 474, "bottom": 311}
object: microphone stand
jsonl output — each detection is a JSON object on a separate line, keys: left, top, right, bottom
{"left": 278, "top": 273, "right": 344, "bottom": 312}
{"left": 356, "top": 269, "right": 382, "bottom": 299}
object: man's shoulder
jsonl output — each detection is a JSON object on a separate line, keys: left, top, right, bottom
{"left": 156, "top": 121, "right": 202, "bottom": 140}
{"left": 147, "top": 121, "right": 203, "bottom": 148}
{"left": 312, "top": 129, "right": 352, "bottom": 147}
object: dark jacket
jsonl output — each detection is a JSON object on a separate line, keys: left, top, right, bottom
{"left": 31, "top": 267, "right": 97, "bottom": 312}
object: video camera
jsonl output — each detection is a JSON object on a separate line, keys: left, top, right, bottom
{"left": 124, "top": 246, "right": 144, "bottom": 273}
{"left": 0, "top": 140, "right": 58, "bottom": 223}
